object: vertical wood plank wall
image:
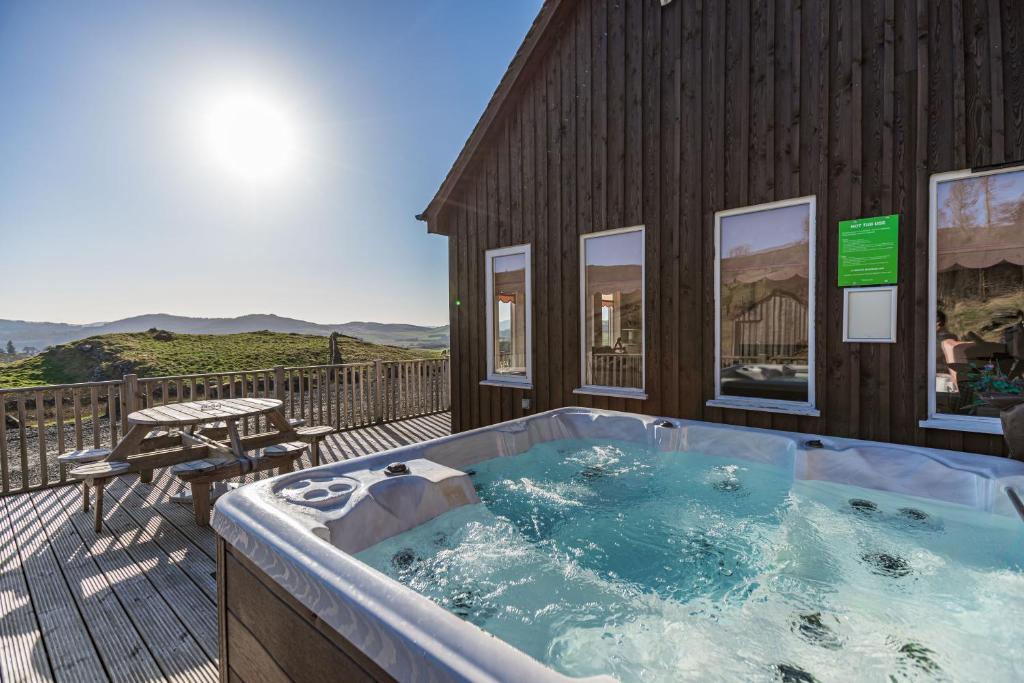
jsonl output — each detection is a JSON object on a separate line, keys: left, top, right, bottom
{"left": 436, "top": 0, "right": 1024, "bottom": 456}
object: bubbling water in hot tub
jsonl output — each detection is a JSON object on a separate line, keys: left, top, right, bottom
{"left": 357, "top": 438, "right": 1024, "bottom": 682}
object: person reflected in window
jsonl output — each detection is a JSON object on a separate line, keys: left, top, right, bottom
{"left": 936, "top": 309, "right": 958, "bottom": 373}
{"left": 936, "top": 309, "right": 958, "bottom": 343}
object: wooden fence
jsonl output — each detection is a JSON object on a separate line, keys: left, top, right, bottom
{"left": 0, "top": 358, "right": 450, "bottom": 495}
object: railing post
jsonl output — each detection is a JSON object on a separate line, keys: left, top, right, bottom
{"left": 123, "top": 374, "right": 139, "bottom": 417}
{"left": 444, "top": 357, "right": 451, "bottom": 410}
{"left": 274, "top": 366, "right": 285, "bottom": 403}
{"left": 374, "top": 359, "right": 384, "bottom": 423}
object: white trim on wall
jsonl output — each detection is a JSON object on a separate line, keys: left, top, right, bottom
{"left": 920, "top": 165, "right": 1024, "bottom": 435}
{"left": 710, "top": 195, "right": 818, "bottom": 416}
{"left": 484, "top": 243, "right": 532, "bottom": 387}
{"left": 578, "top": 225, "right": 647, "bottom": 398}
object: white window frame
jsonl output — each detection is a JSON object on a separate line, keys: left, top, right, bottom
{"left": 574, "top": 225, "right": 647, "bottom": 400}
{"left": 708, "top": 196, "right": 819, "bottom": 416}
{"left": 483, "top": 244, "right": 532, "bottom": 388}
{"left": 919, "top": 165, "right": 1024, "bottom": 435}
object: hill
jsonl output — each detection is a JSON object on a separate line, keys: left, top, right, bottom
{"left": 0, "top": 314, "right": 450, "bottom": 351}
{"left": 0, "top": 330, "right": 441, "bottom": 388}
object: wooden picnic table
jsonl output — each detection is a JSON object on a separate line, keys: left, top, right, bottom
{"left": 71, "top": 398, "right": 301, "bottom": 531}
{"left": 124, "top": 397, "right": 289, "bottom": 459}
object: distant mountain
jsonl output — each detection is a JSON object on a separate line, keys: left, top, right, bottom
{"left": 0, "top": 314, "right": 450, "bottom": 351}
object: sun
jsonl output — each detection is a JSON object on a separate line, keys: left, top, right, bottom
{"left": 195, "top": 85, "right": 303, "bottom": 189}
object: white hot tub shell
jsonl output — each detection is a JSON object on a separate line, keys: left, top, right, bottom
{"left": 212, "top": 407, "right": 1024, "bottom": 683}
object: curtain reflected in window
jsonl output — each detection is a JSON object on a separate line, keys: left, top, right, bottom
{"left": 933, "top": 169, "right": 1024, "bottom": 417}
{"left": 491, "top": 252, "right": 527, "bottom": 377}
{"left": 718, "top": 202, "right": 812, "bottom": 404}
{"left": 582, "top": 228, "right": 644, "bottom": 390}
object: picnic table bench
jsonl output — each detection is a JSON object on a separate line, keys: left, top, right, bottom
{"left": 68, "top": 398, "right": 305, "bottom": 531}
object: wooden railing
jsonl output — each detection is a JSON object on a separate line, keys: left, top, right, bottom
{"left": 587, "top": 353, "right": 643, "bottom": 389}
{"left": 0, "top": 358, "right": 450, "bottom": 495}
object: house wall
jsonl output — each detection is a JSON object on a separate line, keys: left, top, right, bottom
{"left": 436, "top": 0, "right": 1024, "bottom": 456}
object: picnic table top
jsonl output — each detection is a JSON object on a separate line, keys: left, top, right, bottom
{"left": 127, "top": 397, "right": 283, "bottom": 427}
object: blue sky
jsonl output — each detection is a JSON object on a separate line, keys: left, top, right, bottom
{"left": 0, "top": 1, "right": 541, "bottom": 326}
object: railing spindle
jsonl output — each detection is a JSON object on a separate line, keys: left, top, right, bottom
{"left": 35, "top": 390, "right": 48, "bottom": 487}
{"left": 17, "top": 395, "right": 29, "bottom": 490}
{"left": 107, "top": 383, "right": 118, "bottom": 445}
{"left": 73, "top": 388, "right": 83, "bottom": 450}
{"left": 89, "top": 386, "right": 100, "bottom": 449}
{"left": 341, "top": 366, "right": 349, "bottom": 428}
{"left": 1, "top": 398, "right": 9, "bottom": 493}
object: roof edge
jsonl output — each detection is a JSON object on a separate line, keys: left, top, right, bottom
{"left": 417, "top": 0, "right": 569, "bottom": 234}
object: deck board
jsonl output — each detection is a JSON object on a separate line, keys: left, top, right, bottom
{"left": 26, "top": 489, "right": 164, "bottom": 682}
{"left": 0, "top": 413, "right": 450, "bottom": 683}
{"left": 0, "top": 497, "right": 54, "bottom": 683}
{"left": 2, "top": 494, "right": 109, "bottom": 682}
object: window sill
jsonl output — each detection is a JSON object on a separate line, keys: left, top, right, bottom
{"left": 479, "top": 379, "right": 533, "bottom": 390}
{"left": 573, "top": 386, "right": 648, "bottom": 400}
{"left": 919, "top": 416, "right": 1003, "bottom": 435}
{"left": 706, "top": 398, "right": 820, "bottom": 417}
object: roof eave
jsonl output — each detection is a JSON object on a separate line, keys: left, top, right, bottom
{"left": 417, "top": 0, "right": 569, "bottom": 235}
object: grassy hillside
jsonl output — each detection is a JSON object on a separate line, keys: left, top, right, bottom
{"left": 0, "top": 314, "right": 450, "bottom": 350}
{"left": 0, "top": 330, "right": 441, "bottom": 388}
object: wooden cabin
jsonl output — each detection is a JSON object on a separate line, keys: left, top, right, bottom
{"left": 418, "top": 0, "right": 1024, "bottom": 457}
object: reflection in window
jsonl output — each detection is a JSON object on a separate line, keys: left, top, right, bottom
{"left": 716, "top": 199, "right": 814, "bottom": 407}
{"left": 581, "top": 227, "right": 644, "bottom": 391}
{"left": 931, "top": 168, "right": 1024, "bottom": 420}
{"left": 486, "top": 246, "right": 530, "bottom": 382}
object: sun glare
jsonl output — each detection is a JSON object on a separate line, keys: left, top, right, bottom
{"left": 195, "top": 84, "right": 304, "bottom": 189}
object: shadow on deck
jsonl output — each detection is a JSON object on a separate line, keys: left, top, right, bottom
{"left": 0, "top": 412, "right": 451, "bottom": 683}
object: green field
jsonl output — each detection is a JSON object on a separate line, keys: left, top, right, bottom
{"left": 0, "top": 330, "right": 442, "bottom": 389}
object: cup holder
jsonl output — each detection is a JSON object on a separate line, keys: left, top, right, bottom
{"left": 277, "top": 475, "right": 360, "bottom": 508}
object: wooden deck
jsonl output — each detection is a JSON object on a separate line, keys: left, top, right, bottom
{"left": 0, "top": 412, "right": 451, "bottom": 683}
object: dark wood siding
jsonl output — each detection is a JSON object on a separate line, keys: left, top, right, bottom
{"left": 439, "top": 0, "right": 1024, "bottom": 456}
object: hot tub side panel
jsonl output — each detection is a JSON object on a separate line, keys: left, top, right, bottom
{"left": 217, "top": 538, "right": 397, "bottom": 683}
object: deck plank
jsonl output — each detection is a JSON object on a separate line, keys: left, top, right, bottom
{"left": 107, "top": 472, "right": 217, "bottom": 561}
{"left": 54, "top": 484, "right": 218, "bottom": 683}
{"left": 0, "top": 497, "right": 54, "bottom": 683}
{"left": 26, "top": 490, "right": 164, "bottom": 682}
{"left": 101, "top": 477, "right": 217, "bottom": 597}
{"left": 0, "top": 414, "right": 450, "bottom": 683}
{"left": 3, "top": 494, "right": 108, "bottom": 682}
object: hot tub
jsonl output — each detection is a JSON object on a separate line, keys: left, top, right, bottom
{"left": 212, "top": 408, "right": 1024, "bottom": 682}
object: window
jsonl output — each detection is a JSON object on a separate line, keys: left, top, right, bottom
{"left": 577, "top": 226, "right": 646, "bottom": 398}
{"left": 711, "top": 197, "right": 818, "bottom": 415}
{"left": 923, "top": 165, "right": 1024, "bottom": 434}
{"left": 484, "top": 245, "right": 531, "bottom": 386}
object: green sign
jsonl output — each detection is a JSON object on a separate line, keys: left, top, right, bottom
{"left": 838, "top": 214, "right": 899, "bottom": 286}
